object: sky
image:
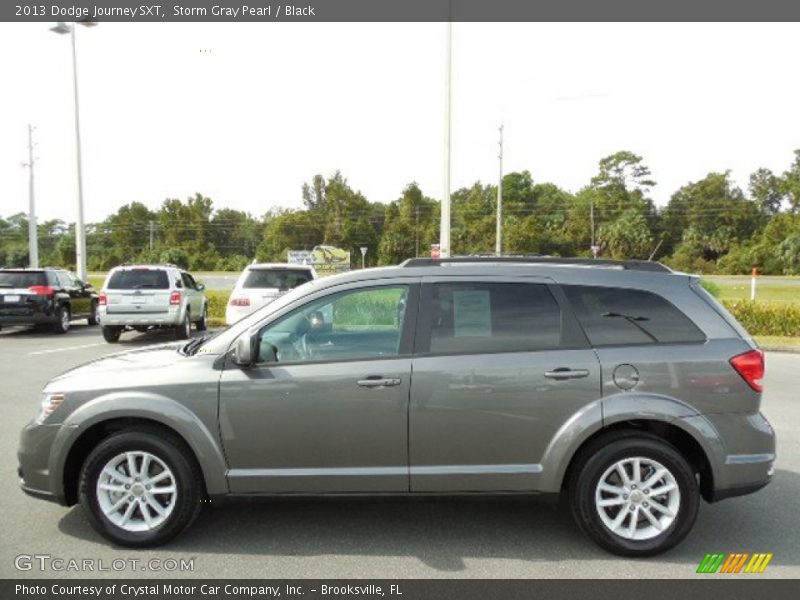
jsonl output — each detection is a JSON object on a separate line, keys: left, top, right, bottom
{"left": 1, "top": 22, "right": 799, "bottom": 225}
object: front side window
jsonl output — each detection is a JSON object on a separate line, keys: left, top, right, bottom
{"left": 562, "top": 285, "right": 706, "bottom": 346}
{"left": 424, "top": 282, "right": 562, "bottom": 354}
{"left": 255, "top": 285, "right": 409, "bottom": 364}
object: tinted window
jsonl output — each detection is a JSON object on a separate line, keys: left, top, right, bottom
{"left": 256, "top": 285, "right": 409, "bottom": 363}
{"left": 181, "top": 273, "right": 197, "bottom": 290}
{"left": 426, "top": 282, "right": 562, "bottom": 354}
{"left": 562, "top": 285, "right": 705, "bottom": 346}
{"left": 244, "top": 269, "right": 312, "bottom": 290}
{"left": 0, "top": 271, "right": 47, "bottom": 288}
{"left": 107, "top": 269, "right": 170, "bottom": 289}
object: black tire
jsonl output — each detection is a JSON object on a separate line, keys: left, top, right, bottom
{"left": 568, "top": 431, "right": 699, "bottom": 557}
{"left": 196, "top": 304, "right": 208, "bottom": 331}
{"left": 102, "top": 326, "right": 122, "bottom": 343}
{"left": 87, "top": 301, "right": 99, "bottom": 326}
{"left": 175, "top": 310, "right": 191, "bottom": 340}
{"left": 53, "top": 305, "right": 70, "bottom": 334}
{"left": 78, "top": 428, "right": 204, "bottom": 547}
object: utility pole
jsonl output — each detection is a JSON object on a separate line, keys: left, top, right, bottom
{"left": 590, "top": 201, "right": 597, "bottom": 258}
{"left": 24, "top": 124, "right": 39, "bottom": 268}
{"left": 415, "top": 205, "right": 420, "bottom": 257}
{"left": 148, "top": 220, "right": 155, "bottom": 252}
{"left": 495, "top": 124, "right": 504, "bottom": 256}
{"left": 440, "top": 16, "right": 452, "bottom": 258}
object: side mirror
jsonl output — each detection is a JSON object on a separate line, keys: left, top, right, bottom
{"left": 83, "top": 282, "right": 93, "bottom": 290}
{"left": 196, "top": 283, "right": 206, "bottom": 292}
{"left": 232, "top": 336, "right": 254, "bottom": 367}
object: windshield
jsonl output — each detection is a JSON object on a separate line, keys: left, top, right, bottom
{"left": 0, "top": 271, "right": 47, "bottom": 288}
{"left": 107, "top": 269, "right": 170, "bottom": 290}
{"left": 243, "top": 268, "right": 312, "bottom": 289}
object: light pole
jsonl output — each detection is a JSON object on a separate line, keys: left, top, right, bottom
{"left": 50, "top": 20, "right": 95, "bottom": 280}
{"left": 495, "top": 124, "right": 503, "bottom": 256}
{"left": 440, "top": 17, "right": 452, "bottom": 259}
{"left": 360, "top": 246, "right": 367, "bottom": 269}
{"left": 23, "top": 124, "right": 39, "bottom": 268}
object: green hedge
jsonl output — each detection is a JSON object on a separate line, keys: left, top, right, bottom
{"left": 723, "top": 301, "right": 800, "bottom": 337}
{"left": 206, "top": 290, "right": 229, "bottom": 326}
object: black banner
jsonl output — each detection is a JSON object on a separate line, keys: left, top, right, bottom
{"left": 4, "top": 0, "right": 800, "bottom": 23}
{"left": 3, "top": 579, "right": 799, "bottom": 600}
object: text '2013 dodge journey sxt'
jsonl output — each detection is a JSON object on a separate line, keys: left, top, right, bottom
{"left": 18, "top": 257, "right": 775, "bottom": 556}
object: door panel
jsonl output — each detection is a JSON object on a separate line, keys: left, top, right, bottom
{"left": 220, "top": 358, "right": 411, "bottom": 493}
{"left": 409, "top": 349, "right": 600, "bottom": 491}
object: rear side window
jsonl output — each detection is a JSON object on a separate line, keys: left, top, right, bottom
{"left": 425, "top": 282, "right": 562, "bottom": 354}
{"left": 0, "top": 271, "right": 47, "bottom": 288}
{"left": 107, "top": 269, "right": 170, "bottom": 290}
{"left": 562, "top": 285, "right": 705, "bottom": 346}
{"left": 243, "top": 269, "right": 312, "bottom": 289}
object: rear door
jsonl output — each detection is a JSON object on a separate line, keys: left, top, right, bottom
{"left": 409, "top": 276, "right": 601, "bottom": 492}
{"left": 105, "top": 268, "right": 172, "bottom": 315}
{"left": 61, "top": 271, "right": 91, "bottom": 317}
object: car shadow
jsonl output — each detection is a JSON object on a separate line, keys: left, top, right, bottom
{"left": 56, "top": 468, "right": 799, "bottom": 572}
{"left": 0, "top": 323, "right": 210, "bottom": 346}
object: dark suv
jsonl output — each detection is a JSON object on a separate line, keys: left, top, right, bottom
{"left": 17, "top": 257, "right": 775, "bottom": 555}
{"left": 0, "top": 268, "right": 98, "bottom": 333}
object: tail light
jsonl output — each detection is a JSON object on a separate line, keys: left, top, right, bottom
{"left": 169, "top": 291, "right": 182, "bottom": 305}
{"left": 28, "top": 285, "right": 55, "bottom": 296}
{"left": 98, "top": 294, "right": 107, "bottom": 306}
{"left": 730, "top": 349, "right": 765, "bottom": 392}
{"left": 229, "top": 297, "right": 251, "bottom": 307}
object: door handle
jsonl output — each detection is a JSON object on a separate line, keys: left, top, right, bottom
{"left": 357, "top": 377, "right": 402, "bottom": 388}
{"left": 544, "top": 368, "right": 590, "bottom": 380}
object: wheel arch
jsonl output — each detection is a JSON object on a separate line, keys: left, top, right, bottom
{"left": 51, "top": 395, "right": 229, "bottom": 505}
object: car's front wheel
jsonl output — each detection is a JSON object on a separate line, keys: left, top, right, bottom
{"left": 79, "top": 429, "right": 203, "bottom": 547}
{"left": 568, "top": 432, "right": 699, "bottom": 556}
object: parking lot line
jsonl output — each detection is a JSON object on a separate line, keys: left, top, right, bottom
{"left": 28, "top": 342, "right": 106, "bottom": 356}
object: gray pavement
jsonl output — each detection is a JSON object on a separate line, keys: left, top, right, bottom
{"left": 1, "top": 323, "right": 798, "bottom": 579}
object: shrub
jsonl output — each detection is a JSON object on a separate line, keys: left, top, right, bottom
{"left": 723, "top": 301, "right": 800, "bottom": 337}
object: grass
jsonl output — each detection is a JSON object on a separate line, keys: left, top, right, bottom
{"left": 754, "top": 336, "right": 800, "bottom": 350}
{"left": 715, "top": 284, "right": 799, "bottom": 305}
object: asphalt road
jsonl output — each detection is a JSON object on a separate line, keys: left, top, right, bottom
{"left": 1, "top": 323, "right": 798, "bottom": 579}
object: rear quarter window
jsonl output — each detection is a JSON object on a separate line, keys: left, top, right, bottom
{"left": 562, "top": 285, "right": 705, "bottom": 346}
{"left": 107, "top": 269, "right": 170, "bottom": 289}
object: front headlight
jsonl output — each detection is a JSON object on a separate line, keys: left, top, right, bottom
{"left": 35, "top": 393, "right": 65, "bottom": 424}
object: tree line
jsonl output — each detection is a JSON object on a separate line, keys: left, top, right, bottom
{"left": 2, "top": 149, "right": 799, "bottom": 274}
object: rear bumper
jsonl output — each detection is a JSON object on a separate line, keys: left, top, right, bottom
{"left": 0, "top": 314, "right": 58, "bottom": 326}
{"left": 99, "top": 306, "right": 181, "bottom": 327}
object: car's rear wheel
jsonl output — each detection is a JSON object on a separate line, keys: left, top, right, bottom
{"left": 175, "top": 311, "right": 191, "bottom": 340}
{"left": 196, "top": 304, "right": 208, "bottom": 331}
{"left": 87, "top": 301, "right": 99, "bottom": 326}
{"left": 568, "top": 432, "right": 699, "bottom": 557}
{"left": 53, "top": 306, "right": 70, "bottom": 334}
{"left": 79, "top": 429, "right": 203, "bottom": 547}
{"left": 102, "top": 326, "right": 122, "bottom": 343}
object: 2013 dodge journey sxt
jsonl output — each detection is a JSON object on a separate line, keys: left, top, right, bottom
{"left": 18, "top": 257, "right": 775, "bottom": 556}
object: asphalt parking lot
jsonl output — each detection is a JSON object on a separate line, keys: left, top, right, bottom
{"left": 1, "top": 322, "right": 798, "bottom": 579}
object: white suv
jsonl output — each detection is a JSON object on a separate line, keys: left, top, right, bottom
{"left": 98, "top": 264, "right": 208, "bottom": 343}
{"left": 225, "top": 263, "right": 316, "bottom": 325}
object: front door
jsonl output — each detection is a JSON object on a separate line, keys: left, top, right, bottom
{"left": 219, "top": 282, "right": 419, "bottom": 493}
{"left": 409, "top": 278, "right": 602, "bottom": 492}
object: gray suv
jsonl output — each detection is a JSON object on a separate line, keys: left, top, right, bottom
{"left": 17, "top": 257, "right": 775, "bottom": 556}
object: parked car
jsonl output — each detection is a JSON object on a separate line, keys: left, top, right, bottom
{"left": 97, "top": 264, "right": 208, "bottom": 343}
{"left": 18, "top": 257, "right": 774, "bottom": 555}
{"left": 226, "top": 263, "right": 316, "bottom": 325}
{"left": 0, "top": 267, "right": 98, "bottom": 333}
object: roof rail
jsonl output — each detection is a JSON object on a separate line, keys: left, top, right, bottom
{"left": 400, "top": 256, "right": 672, "bottom": 273}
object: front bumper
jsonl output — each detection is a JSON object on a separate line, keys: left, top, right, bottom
{"left": 17, "top": 421, "right": 66, "bottom": 506}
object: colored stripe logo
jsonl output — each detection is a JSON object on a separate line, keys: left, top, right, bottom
{"left": 697, "top": 553, "right": 773, "bottom": 574}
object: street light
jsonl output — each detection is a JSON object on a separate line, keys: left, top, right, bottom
{"left": 50, "top": 20, "right": 96, "bottom": 280}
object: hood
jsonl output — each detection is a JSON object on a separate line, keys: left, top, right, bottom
{"left": 46, "top": 342, "right": 189, "bottom": 391}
